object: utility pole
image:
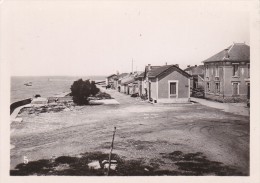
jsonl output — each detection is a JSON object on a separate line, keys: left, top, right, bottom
{"left": 132, "top": 58, "right": 134, "bottom": 74}
{"left": 107, "top": 127, "right": 116, "bottom": 176}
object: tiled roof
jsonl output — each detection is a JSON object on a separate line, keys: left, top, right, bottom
{"left": 120, "top": 74, "right": 135, "bottom": 85}
{"left": 184, "top": 65, "right": 204, "bottom": 71}
{"left": 148, "top": 65, "right": 172, "bottom": 77}
{"left": 135, "top": 72, "right": 145, "bottom": 78}
{"left": 198, "top": 74, "right": 204, "bottom": 78}
{"left": 117, "top": 73, "right": 128, "bottom": 79}
{"left": 203, "top": 43, "right": 250, "bottom": 63}
{"left": 107, "top": 74, "right": 117, "bottom": 78}
{"left": 148, "top": 65, "right": 191, "bottom": 78}
{"left": 184, "top": 65, "right": 204, "bottom": 75}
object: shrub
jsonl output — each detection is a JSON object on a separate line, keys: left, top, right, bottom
{"left": 131, "top": 93, "right": 139, "bottom": 98}
{"left": 191, "top": 86, "right": 205, "bottom": 98}
{"left": 70, "top": 79, "right": 100, "bottom": 105}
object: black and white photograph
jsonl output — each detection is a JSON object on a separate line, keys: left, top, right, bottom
{"left": 0, "top": 0, "right": 260, "bottom": 182}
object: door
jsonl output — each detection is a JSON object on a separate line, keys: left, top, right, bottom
{"left": 233, "top": 83, "right": 238, "bottom": 95}
{"left": 149, "top": 82, "right": 151, "bottom": 100}
{"left": 169, "top": 81, "right": 178, "bottom": 98}
{"left": 247, "top": 83, "right": 250, "bottom": 99}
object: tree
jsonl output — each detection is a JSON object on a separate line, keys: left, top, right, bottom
{"left": 70, "top": 79, "right": 100, "bottom": 105}
{"left": 90, "top": 81, "right": 100, "bottom": 96}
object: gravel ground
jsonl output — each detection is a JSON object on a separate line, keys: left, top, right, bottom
{"left": 10, "top": 89, "right": 249, "bottom": 175}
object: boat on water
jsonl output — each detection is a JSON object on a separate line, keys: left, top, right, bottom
{"left": 24, "top": 82, "right": 32, "bottom": 86}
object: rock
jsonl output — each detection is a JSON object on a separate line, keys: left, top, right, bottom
{"left": 101, "top": 160, "right": 117, "bottom": 165}
{"left": 63, "top": 108, "right": 70, "bottom": 112}
{"left": 54, "top": 164, "right": 70, "bottom": 171}
{"left": 104, "top": 163, "right": 117, "bottom": 170}
{"left": 88, "top": 161, "right": 101, "bottom": 169}
{"left": 12, "top": 118, "right": 23, "bottom": 123}
{"left": 10, "top": 144, "right": 15, "bottom": 149}
{"left": 102, "top": 160, "right": 117, "bottom": 170}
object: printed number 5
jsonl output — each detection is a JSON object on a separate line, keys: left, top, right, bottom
{"left": 23, "top": 156, "right": 29, "bottom": 164}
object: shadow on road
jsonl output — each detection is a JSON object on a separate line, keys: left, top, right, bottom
{"left": 10, "top": 151, "right": 245, "bottom": 176}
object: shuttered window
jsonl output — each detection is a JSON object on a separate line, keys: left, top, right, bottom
{"left": 207, "top": 82, "right": 210, "bottom": 92}
{"left": 215, "top": 83, "right": 220, "bottom": 93}
{"left": 170, "top": 82, "right": 177, "bottom": 95}
{"left": 206, "top": 66, "right": 209, "bottom": 77}
{"left": 233, "top": 65, "right": 239, "bottom": 76}
{"left": 215, "top": 66, "right": 219, "bottom": 77}
{"left": 248, "top": 64, "right": 250, "bottom": 78}
{"left": 233, "top": 83, "right": 239, "bottom": 95}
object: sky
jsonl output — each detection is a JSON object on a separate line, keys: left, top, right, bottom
{"left": 1, "top": 0, "right": 250, "bottom": 76}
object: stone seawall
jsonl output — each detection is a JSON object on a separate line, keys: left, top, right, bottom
{"left": 10, "top": 98, "right": 32, "bottom": 114}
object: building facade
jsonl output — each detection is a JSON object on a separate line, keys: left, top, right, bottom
{"left": 184, "top": 65, "right": 204, "bottom": 89}
{"left": 106, "top": 74, "right": 117, "bottom": 89}
{"left": 203, "top": 43, "right": 250, "bottom": 103}
{"left": 143, "top": 64, "right": 191, "bottom": 103}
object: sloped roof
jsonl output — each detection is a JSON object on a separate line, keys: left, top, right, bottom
{"left": 135, "top": 72, "right": 145, "bottom": 78}
{"left": 117, "top": 73, "right": 128, "bottom": 79}
{"left": 107, "top": 74, "right": 117, "bottom": 78}
{"left": 198, "top": 74, "right": 204, "bottom": 78}
{"left": 203, "top": 43, "right": 250, "bottom": 63}
{"left": 184, "top": 65, "right": 204, "bottom": 72}
{"left": 148, "top": 65, "right": 172, "bottom": 77}
{"left": 148, "top": 65, "right": 191, "bottom": 78}
{"left": 184, "top": 65, "right": 204, "bottom": 75}
{"left": 121, "top": 74, "right": 135, "bottom": 85}
{"left": 143, "top": 65, "right": 161, "bottom": 78}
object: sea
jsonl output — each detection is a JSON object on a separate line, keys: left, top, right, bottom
{"left": 11, "top": 76, "right": 106, "bottom": 103}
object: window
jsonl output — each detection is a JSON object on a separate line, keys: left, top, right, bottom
{"left": 232, "top": 83, "right": 239, "bottom": 95}
{"left": 215, "top": 82, "right": 220, "bottom": 93}
{"left": 206, "top": 65, "right": 209, "bottom": 77}
{"left": 215, "top": 66, "right": 219, "bottom": 77}
{"left": 248, "top": 64, "right": 250, "bottom": 78}
{"left": 207, "top": 82, "right": 210, "bottom": 92}
{"left": 170, "top": 82, "right": 177, "bottom": 95}
{"left": 233, "top": 65, "right": 239, "bottom": 76}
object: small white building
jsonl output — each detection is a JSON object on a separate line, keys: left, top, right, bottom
{"left": 31, "top": 97, "right": 48, "bottom": 106}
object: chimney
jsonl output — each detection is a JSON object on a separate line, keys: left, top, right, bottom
{"left": 148, "top": 64, "right": 151, "bottom": 71}
{"left": 224, "top": 49, "right": 229, "bottom": 59}
{"left": 165, "top": 62, "right": 167, "bottom": 65}
{"left": 175, "top": 64, "right": 179, "bottom": 68}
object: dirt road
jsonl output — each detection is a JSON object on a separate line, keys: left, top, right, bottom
{"left": 11, "top": 89, "right": 249, "bottom": 175}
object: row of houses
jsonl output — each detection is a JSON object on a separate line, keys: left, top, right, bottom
{"left": 106, "top": 43, "right": 250, "bottom": 103}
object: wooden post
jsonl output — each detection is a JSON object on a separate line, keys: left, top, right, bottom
{"left": 107, "top": 127, "right": 116, "bottom": 176}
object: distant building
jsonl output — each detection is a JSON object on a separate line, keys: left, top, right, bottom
{"left": 106, "top": 74, "right": 117, "bottom": 89}
{"left": 143, "top": 64, "right": 191, "bottom": 103}
{"left": 116, "top": 73, "right": 128, "bottom": 92}
{"left": 184, "top": 65, "right": 204, "bottom": 89}
{"left": 202, "top": 43, "right": 250, "bottom": 103}
{"left": 135, "top": 72, "right": 145, "bottom": 97}
{"left": 120, "top": 72, "right": 141, "bottom": 95}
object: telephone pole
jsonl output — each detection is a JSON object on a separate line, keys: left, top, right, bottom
{"left": 132, "top": 58, "right": 133, "bottom": 73}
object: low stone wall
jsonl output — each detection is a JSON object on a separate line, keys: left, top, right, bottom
{"left": 10, "top": 98, "right": 32, "bottom": 114}
{"left": 205, "top": 93, "right": 247, "bottom": 103}
{"left": 204, "top": 93, "right": 225, "bottom": 103}
{"left": 223, "top": 95, "right": 247, "bottom": 103}
{"left": 156, "top": 98, "right": 190, "bottom": 103}
{"left": 48, "top": 96, "right": 73, "bottom": 103}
